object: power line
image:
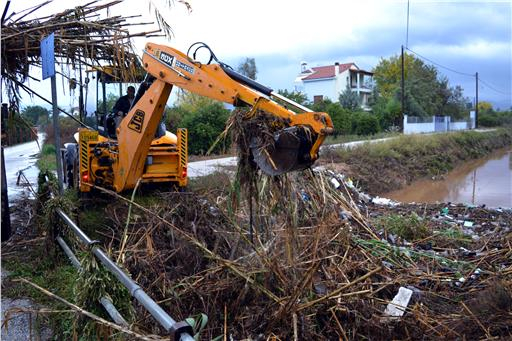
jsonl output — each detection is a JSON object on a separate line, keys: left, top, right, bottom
{"left": 478, "top": 78, "right": 510, "bottom": 96}
{"left": 405, "top": 47, "right": 475, "bottom": 77}
{"left": 403, "top": 47, "right": 510, "bottom": 104}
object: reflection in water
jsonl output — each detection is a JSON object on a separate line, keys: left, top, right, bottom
{"left": 385, "top": 149, "right": 512, "bottom": 208}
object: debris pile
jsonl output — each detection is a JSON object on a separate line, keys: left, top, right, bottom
{"left": 1, "top": 0, "right": 160, "bottom": 108}
{"left": 100, "top": 167, "right": 512, "bottom": 339}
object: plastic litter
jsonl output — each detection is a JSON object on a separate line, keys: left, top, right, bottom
{"left": 383, "top": 287, "right": 413, "bottom": 319}
{"left": 330, "top": 178, "right": 341, "bottom": 189}
{"left": 372, "top": 196, "right": 399, "bottom": 207}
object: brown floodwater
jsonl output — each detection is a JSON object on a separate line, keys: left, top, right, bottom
{"left": 384, "top": 148, "right": 512, "bottom": 208}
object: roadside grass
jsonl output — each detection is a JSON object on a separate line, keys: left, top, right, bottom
{"left": 2, "top": 241, "right": 78, "bottom": 339}
{"left": 188, "top": 170, "right": 232, "bottom": 194}
{"left": 324, "top": 129, "right": 512, "bottom": 194}
{"left": 36, "top": 143, "right": 57, "bottom": 172}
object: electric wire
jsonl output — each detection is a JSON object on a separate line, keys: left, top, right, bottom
{"left": 405, "top": 47, "right": 475, "bottom": 77}
{"left": 478, "top": 78, "right": 510, "bottom": 96}
{"left": 406, "top": 47, "right": 510, "bottom": 100}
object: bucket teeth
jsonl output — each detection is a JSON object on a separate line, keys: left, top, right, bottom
{"left": 250, "top": 127, "right": 314, "bottom": 176}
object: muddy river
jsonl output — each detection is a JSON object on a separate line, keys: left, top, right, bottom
{"left": 385, "top": 148, "right": 512, "bottom": 208}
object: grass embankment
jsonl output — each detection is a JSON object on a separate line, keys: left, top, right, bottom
{"left": 321, "top": 129, "right": 512, "bottom": 195}
{"left": 36, "top": 143, "right": 57, "bottom": 171}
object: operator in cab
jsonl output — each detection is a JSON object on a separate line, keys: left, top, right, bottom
{"left": 106, "top": 86, "right": 135, "bottom": 138}
{"left": 113, "top": 85, "right": 136, "bottom": 125}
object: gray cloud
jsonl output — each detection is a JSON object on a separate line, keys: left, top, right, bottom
{"left": 252, "top": 1, "right": 511, "bottom": 109}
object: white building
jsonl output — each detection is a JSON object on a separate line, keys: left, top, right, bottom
{"left": 294, "top": 62, "right": 374, "bottom": 109}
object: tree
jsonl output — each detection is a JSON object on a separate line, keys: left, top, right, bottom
{"left": 169, "top": 90, "right": 230, "bottom": 154}
{"left": 277, "top": 89, "right": 308, "bottom": 106}
{"left": 180, "top": 102, "right": 230, "bottom": 155}
{"left": 373, "top": 53, "right": 444, "bottom": 117}
{"left": 351, "top": 111, "right": 380, "bottom": 135}
{"left": 478, "top": 101, "right": 493, "bottom": 114}
{"left": 237, "top": 57, "right": 257, "bottom": 80}
{"left": 339, "top": 85, "right": 361, "bottom": 110}
{"left": 324, "top": 102, "right": 351, "bottom": 135}
{"left": 275, "top": 89, "right": 309, "bottom": 112}
{"left": 443, "top": 85, "right": 470, "bottom": 119}
{"left": 20, "top": 105, "right": 50, "bottom": 125}
{"left": 97, "top": 93, "right": 118, "bottom": 113}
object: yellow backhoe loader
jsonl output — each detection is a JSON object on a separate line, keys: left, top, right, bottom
{"left": 69, "top": 42, "right": 333, "bottom": 193}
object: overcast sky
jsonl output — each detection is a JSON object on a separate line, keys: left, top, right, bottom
{"left": 6, "top": 0, "right": 512, "bottom": 111}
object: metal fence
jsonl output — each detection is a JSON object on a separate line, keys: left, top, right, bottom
{"left": 45, "top": 176, "right": 195, "bottom": 340}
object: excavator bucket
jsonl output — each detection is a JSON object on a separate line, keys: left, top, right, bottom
{"left": 250, "top": 127, "right": 315, "bottom": 176}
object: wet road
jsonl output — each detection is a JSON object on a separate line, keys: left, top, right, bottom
{"left": 385, "top": 148, "right": 512, "bottom": 208}
{"left": 3, "top": 134, "right": 44, "bottom": 200}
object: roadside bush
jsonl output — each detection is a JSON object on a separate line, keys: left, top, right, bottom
{"left": 180, "top": 102, "right": 231, "bottom": 155}
{"left": 44, "top": 116, "right": 80, "bottom": 145}
{"left": 351, "top": 111, "right": 381, "bottom": 135}
{"left": 42, "top": 143, "right": 56, "bottom": 155}
{"left": 325, "top": 103, "right": 351, "bottom": 135}
{"left": 478, "top": 111, "right": 512, "bottom": 127}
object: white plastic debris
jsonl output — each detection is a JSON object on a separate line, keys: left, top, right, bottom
{"left": 383, "top": 287, "right": 413, "bottom": 319}
{"left": 463, "top": 221, "right": 474, "bottom": 227}
{"left": 330, "top": 178, "right": 341, "bottom": 189}
{"left": 372, "top": 196, "right": 399, "bottom": 207}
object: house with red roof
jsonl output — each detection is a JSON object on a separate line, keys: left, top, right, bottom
{"left": 294, "top": 61, "right": 374, "bottom": 110}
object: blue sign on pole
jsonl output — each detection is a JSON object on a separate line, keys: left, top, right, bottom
{"left": 41, "top": 33, "right": 55, "bottom": 80}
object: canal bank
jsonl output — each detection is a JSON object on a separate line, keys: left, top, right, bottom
{"left": 321, "top": 129, "right": 512, "bottom": 200}
{"left": 385, "top": 148, "right": 511, "bottom": 208}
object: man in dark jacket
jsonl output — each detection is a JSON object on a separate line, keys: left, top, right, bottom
{"left": 112, "top": 86, "right": 136, "bottom": 130}
{"left": 112, "top": 85, "right": 135, "bottom": 116}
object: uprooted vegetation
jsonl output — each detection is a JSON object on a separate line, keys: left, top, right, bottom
{"left": 5, "top": 157, "right": 512, "bottom": 339}
{"left": 84, "top": 110, "right": 512, "bottom": 340}
{"left": 87, "top": 170, "right": 511, "bottom": 340}
{"left": 320, "top": 128, "right": 512, "bottom": 195}
{"left": 3, "top": 112, "right": 511, "bottom": 339}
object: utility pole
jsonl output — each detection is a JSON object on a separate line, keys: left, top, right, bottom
{"left": 475, "top": 72, "right": 479, "bottom": 129}
{"left": 401, "top": 45, "right": 405, "bottom": 131}
{"left": 79, "top": 59, "right": 84, "bottom": 122}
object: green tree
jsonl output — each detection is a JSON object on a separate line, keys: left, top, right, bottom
{"left": 373, "top": 53, "right": 444, "bottom": 117}
{"left": 477, "top": 101, "right": 493, "bottom": 114}
{"left": 97, "top": 93, "right": 118, "bottom": 113}
{"left": 169, "top": 90, "right": 230, "bottom": 154}
{"left": 276, "top": 89, "right": 308, "bottom": 106}
{"left": 442, "top": 85, "right": 470, "bottom": 119}
{"left": 180, "top": 102, "right": 230, "bottom": 155}
{"left": 351, "top": 111, "right": 381, "bottom": 135}
{"left": 275, "top": 89, "right": 309, "bottom": 113}
{"left": 338, "top": 85, "right": 361, "bottom": 110}
{"left": 237, "top": 57, "right": 257, "bottom": 80}
{"left": 324, "top": 102, "right": 351, "bottom": 135}
{"left": 20, "top": 105, "right": 50, "bottom": 125}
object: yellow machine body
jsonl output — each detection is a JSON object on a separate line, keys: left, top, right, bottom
{"left": 75, "top": 42, "right": 333, "bottom": 193}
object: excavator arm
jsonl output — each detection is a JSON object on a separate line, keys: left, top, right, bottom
{"left": 114, "top": 42, "right": 333, "bottom": 191}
